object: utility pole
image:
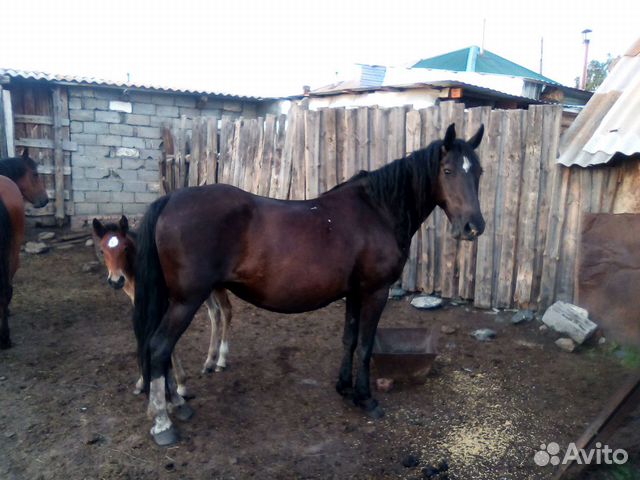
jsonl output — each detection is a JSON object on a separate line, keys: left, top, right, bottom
{"left": 581, "top": 29, "right": 592, "bottom": 90}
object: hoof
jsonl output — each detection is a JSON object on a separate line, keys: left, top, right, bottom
{"left": 357, "top": 398, "right": 385, "bottom": 419}
{"left": 366, "top": 404, "right": 385, "bottom": 419}
{"left": 133, "top": 387, "right": 143, "bottom": 396}
{"left": 202, "top": 365, "right": 215, "bottom": 375}
{"left": 336, "top": 381, "right": 354, "bottom": 399}
{"left": 214, "top": 365, "right": 226, "bottom": 373}
{"left": 0, "top": 338, "right": 11, "bottom": 350}
{"left": 152, "top": 426, "right": 180, "bottom": 446}
{"left": 174, "top": 403, "right": 195, "bottom": 422}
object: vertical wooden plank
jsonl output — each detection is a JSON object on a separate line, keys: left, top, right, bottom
{"left": 473, "top": 108, "right": 503, "bottom": 308}
{"left": 51, "top": 87, "right": 65, "bottom": 224}
{"left": 341, "top": 108, "right": 358, "bottom": 182}
{"left": 401, "top": 108, "right": 422, "bottom": 291}
{"left": 531, "top": 105, "right": 562, "bottom": 307}
{"left": 513, "top": 105, "right": 543, "bottom": 307}
{"left": 418, "top": 106, "right": 440, "bottom": 294}
{"left": 589, "top": 166, "right": 605, "bottom": 213}
{"left": 269, "top": 114, "right": 287, "bottom": 198}
{"left": 218, "top": 116, "right": 234, "bottom": 185}
{"left": 356, "top": 107, "right": 369, "bottom": 171}
{"left": 255, "top": 114, "right": 276, "bottom": 196}
{"left": 278, "top": 104, "right": 299, "bottom": 199}
{"left": 288, "top": 105, "right": 306, "bottom": 200}
{"left": 321, "top": 108, "right": 337, "bottom": 192}
{"left": 458, "top": 106, "right": 490, "bottom": 300}
{"left": 246, "top": 118, "right": 263, "bottom": 193}
{"left": 205, "top": 116, "right": 218, "bottom": 185}
{"left": 304, "top": 109, "right": 320, "bottom": 199}
{"left": 335, "top": 108, "right": 346, "bottom": 184}
{"left": 1, "top": 89, "right": 14, "bottom": 156}
{"left": 230, "top": 118, "right": 243, "bottom": 188}
{"left": 495, "top": 109, "right": 525, "bottom": 308}
{"left": 0, "top": 86, "right": 7, "bottom": 158}
{"left": 556, "top": 168, "right": 582, "bottom": 302}
{"left": 189, "top": 116, "right": 202, "bottom": 187}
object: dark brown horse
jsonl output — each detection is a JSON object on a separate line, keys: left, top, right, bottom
{"left": 134, "top": 123, "right": 485, "bottom": 445}
{"left": 0, "top": 149, "right": 49, "bottom": 348}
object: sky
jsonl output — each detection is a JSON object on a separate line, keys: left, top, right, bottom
{"left": 1, "top": 0, "right": 638, "bottom": 97}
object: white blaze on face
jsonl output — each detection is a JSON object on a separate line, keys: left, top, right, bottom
{"left": 107, "top": 236, "right": 119, "bottom": 249}
{"left": 462, "top": 156, "right": 472, "bottom": 173}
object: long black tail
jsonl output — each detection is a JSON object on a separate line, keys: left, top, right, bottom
{"left": 0, "top": 199, "right": 12, "bottom": 345}
{"left": 133, "top": 194, "right": 171, "bottom": 393}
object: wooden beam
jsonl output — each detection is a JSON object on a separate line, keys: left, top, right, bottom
{"left": 51, "top": 87, "right": 66, "bottom": 223}
{"left": 2, "top": 89, "right": 14, "bottom": 156}
{"left": 14, "top": 138, "right": 77, "bottom": 151}
{"left": 0, "top": 86, "right": 6, "bottom": 158}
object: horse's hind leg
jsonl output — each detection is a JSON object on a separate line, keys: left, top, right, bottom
{"left": 353, "top": 289, "right": 388, "bottom": 419}
{"left": 202, "top": 294, "right": 221, "bottom": 374}
{"left": 0, "top": 301, "right": 10, "bottom": 349}
{"left": 336, "top": 294, "right": 360, "bottom": 398}
{"left": 214, "top": 290, "right": 232, "bottom": 372}
{"left": 171, "top": 351, "right": 189, "bottom": 398}
{"left": 146, "top": 300, "right": 201, "bottom": 446}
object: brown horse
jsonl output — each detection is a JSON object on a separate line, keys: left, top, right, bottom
{"left": 134, "top": 123, "right": 485, "bottom": 445}
{"left": 0, "top": 149, "right": 49, "bottom": 348}
{"left": 92, "top": 216, "right": 233, "bottom": 399}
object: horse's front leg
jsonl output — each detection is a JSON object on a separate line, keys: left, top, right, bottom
{"left": 336, "top": 294, "right": 360, "bottom": 398}
{"left": 0, "top": 300, "right": 10, "bottom": 349}
{"left": 353, "top": 288, "right": 388, "bottom": 419}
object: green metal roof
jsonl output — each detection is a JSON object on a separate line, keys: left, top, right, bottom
{"left": 413, "top": 46, "right": 559, "bottom": 85}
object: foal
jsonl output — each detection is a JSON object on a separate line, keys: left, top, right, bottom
{"left": 92, "top": 216, "right": 233, "bottom": 396}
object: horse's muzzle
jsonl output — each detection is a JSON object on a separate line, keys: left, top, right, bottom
{"left": 453, "top": 219, "right": 485, "bottom": 241}
{"left": 32, "top": 195, "right": 49, "bottom": 208}
{"left": 108, "top": 276, "right": 125, "bottom": 290}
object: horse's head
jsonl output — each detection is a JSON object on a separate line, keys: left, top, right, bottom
{"left": 434, "top": 123, "right": 485, "bottom": 241}
{"left": 15, "top": 149, "right": 49, "bottom": 208}
{"left": 93, "top": 216, "right": 133, "bottom": 290}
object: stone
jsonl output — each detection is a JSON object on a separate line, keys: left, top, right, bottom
{"left": 555, "top": 338, "right": 576, "bottom": 352}
{"left": 109, "top": 100, "right": 132, "bottom": 113}
{"left": 440, "top": 325, "right": 457, "bottom": 335}
{"left": 85, "top": 239, "right": 94, "bottom": 247}
{"left": 388, "top": 287, "right": 406, "bottom": 299}
{"left": 411, "top": 295, "right": 444, "bottom": 310}
{"left": 402, "top": 454, "right": 420, "bottom": 468}
{"left": 24, "top": 242, "right": 49, "bottom": 254}
{"left": 511, "top": 310, "right": 535, "bottom": 324}
{"left": 471, "top": 328, "right": 496, "bottom": 341}
{"left": 37, "top": 231, "right": 56, "bottom": 241}
{"left": 542, "top": 301, "right": 597, "bottom": 344}
{"left": 375, "top": 378, "right": 394, "bottom": 393}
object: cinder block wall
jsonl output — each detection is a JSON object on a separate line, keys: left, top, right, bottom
{"left": 68, "top": 85, "right": 275, "bottom": 227}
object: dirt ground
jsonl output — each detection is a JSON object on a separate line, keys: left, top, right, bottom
{"left": 1, "top": 235, "right": 639, "bottom": 480}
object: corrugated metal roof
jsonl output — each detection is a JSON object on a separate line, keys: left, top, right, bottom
{"left": 558, "top": 38, "right": 640, "bottom": 167}
{"left": 0, "top": 68, "right": 269, "bottom": 100}
{"left": 413, "top": 46, "right": 560, "bottom": 85}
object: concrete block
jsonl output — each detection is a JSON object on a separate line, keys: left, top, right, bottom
{"left": 109, "top": 101, "right": 132, "bottom": 113}
{"left": 69, "top": 97, "right": 82, "bottom": 109}
{"left": 82, "top": 98, "right": 109, "bottom": 110}
{"left": 144, "top": 138, "right": 163, "bottom": 150}
{"left": 84, "top": 168, "right": 111, "bottom": 179}
{"left": 83, "top": 122, "right": 110, "bottom": 135}
{"left": 70, "top": 155, "right": 98, "bottom": 167}
{"left": 175, "top": 96, "right": 197, "bottom": 108}
{"left": 83, "top": 146, "right": 111, "bottom": 158}
{"left": 70, "top": 121, "right": 83, "bottom": 133}
{"left": 125, "top": 114, "right": 150, "bottom": 126}
{"left": 68, "top": 87, "right": 86, "bottom": 98}
{"left": 98, "top": 202, "right": 123, "bottom": 215}
{"left": 128, "top": 91, "right": 154, "bottom": 103}
{"left": 73, "top": 191, "right": 85, "bottom": 202}
{"left": 144, "top": 159, "right": 160, "bottom": 171}
{"left": 95, "top": 110, "right": 122, "bottom": 124}
{"left": 139, "top": 149, "right": 161, "bottom": 161}
{"left": 123, "top": 181, "right": 148, "bottom": 193}
{"left": 71, "top": 133, "right": 97, "bottom": 145}
{"left": 111, "top": 191, "right": 134, "bottom": 203}
{"left": 147, "top": 181, "right": 160, "bottom": 193}
{"left": 135, "top": 126, "right": 161, "bottom": 139}
{"left": 85, "top": 191, "right": 111, "bottom": 202}
{"left": 122, "top": 136, "right": 146, "bottom": 149}
{"left": 70, "top": 109, "right": 95, "bottom": 122}
{"left": 70, "top": 166, "right": 86, "bottom": 179}
{"left": 542, "top": 301, "right": 597, "bottom": 344}
{"left": 98, "top": 179, "right": 123, "bottom": 192}
{"left": 93, "top": 89, "right": 122, "bottom": 100}
{"left": 178, "top": 107, "right": 200, "bottom": 118}
{"left": 94, "top": 157, "right": 121, "bottom": 169}
{"left": 133, "top": 103, "right": 156, "bottom": 115}
{"left": 122, "top": 158, "right": 144, "bottom": 170}
{"left": 71, "top": 179, "right": 98, "bottom": 191}
{"left": 112, "top": 169, "right": 139, "bottom": 181}
{"left": 151, "top": 94, "right": 175, "bottom": 106}
{"left": 107, "top": 124, "right": 133, "bottom": 137}
{"left": 137, "top": 170, "right": 160, "bottom": 182}
{"left": 97, "top": 135, "right": 122, "bottom": 147}
{"left": 135, "top": 192, "right": 159, "bottom": 203}
{"left": 75, "top": 203, "right": 99, "bottom": 215}
{"left": 157, "top": 105, "right": 179, "bottom": 117}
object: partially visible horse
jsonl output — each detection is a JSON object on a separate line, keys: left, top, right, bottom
{"left": 135, "top": 123, "right": 485, "bottom": 445}
{"left": 0, "top": 149, "right": 49, "bottom": 348}
{"left": 92, "top": 216, "right": 232, "bottom": 397}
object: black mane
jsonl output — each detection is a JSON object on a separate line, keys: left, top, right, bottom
{"left": 0, "top": 157, "right": 29, "bottom": 182}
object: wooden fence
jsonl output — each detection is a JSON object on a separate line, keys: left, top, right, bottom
{"left": 159, "top": 101, "right": 594, "bottom": 311}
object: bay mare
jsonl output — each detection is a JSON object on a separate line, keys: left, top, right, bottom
{"left": 0, "top": 149, "right": 48, "bottom": 349}
{"left": 134, "top": 123, "right": 485, "bottom": 445}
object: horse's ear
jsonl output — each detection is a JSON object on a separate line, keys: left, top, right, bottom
{"left": 22, "top": 147, "right": 29, "bottom": 160}
{"left": 443, "top": 123, "right": 456, "bottom": 151}
{"left": 92, "top": 218, "right": 106, "bottom": 238}
{"left": 468, "top": 124, "right": 484, "bottom": 150}
{"left": 119, "top": 215, "right": 129, "bottom": 233}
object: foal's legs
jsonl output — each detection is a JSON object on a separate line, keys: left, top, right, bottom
{"left": 202, "top": 289, "right": 232, "bottom": 374}
{"left": 352, "top": 289, "right": 388, "bottom": 419}
{"left": 336, "top": 294, "right": 360, "bottom": 398}
{"left": 146, "top": 300, "right": 202, "bottom": 445}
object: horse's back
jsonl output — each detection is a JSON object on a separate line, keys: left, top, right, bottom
{"left": 0, "top": 176, "right": 25, "bottom": 277}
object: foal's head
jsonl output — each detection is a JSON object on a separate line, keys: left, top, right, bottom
{"left": 434, "top": 123, "right": 485, "bottom": 240}
{"left": 0, "top": 148, "right": 49, "bottom": 208}
{"left": 92, "top": 216, "right": 135, "bottom": 290}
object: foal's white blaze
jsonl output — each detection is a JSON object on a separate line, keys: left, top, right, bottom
{"left": 107, "top": 236, "right": 119, "bottom": 248}
{"left": 462, "top": 156, "right": 472, "bottom": 173}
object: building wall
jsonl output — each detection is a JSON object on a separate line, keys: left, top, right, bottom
{"left": 68, "top": 85, "right": 275, "bottom": 226}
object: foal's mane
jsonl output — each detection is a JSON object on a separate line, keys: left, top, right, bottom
{"left": 326, "top": 140, "right": 444, "bottom": 247}
{"left": 0, "top": 157, "right": 29, "bottom": 182}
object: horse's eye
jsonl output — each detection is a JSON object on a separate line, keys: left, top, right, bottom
{"left": 444, "top": 168, "right": 452, "bottom": 175}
